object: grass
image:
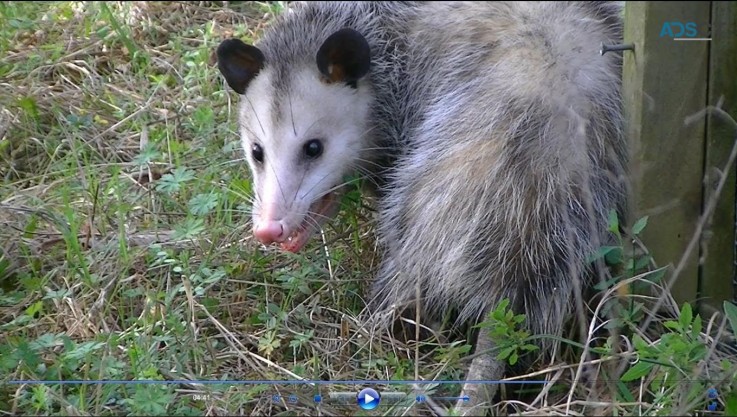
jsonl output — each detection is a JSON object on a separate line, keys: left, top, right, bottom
{"left": 1, "top": 1, "right": 737, "bottom": 416}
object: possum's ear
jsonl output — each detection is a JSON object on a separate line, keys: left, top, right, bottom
{"left": 316, "top": 28, "right": 370, "bottom": 85}
{"left": 216, "top": 38, "right": 265, "bottom": 94}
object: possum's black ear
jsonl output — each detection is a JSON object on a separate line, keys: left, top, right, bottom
{"left": 216, "top": 38, "right": 265, "bottom": 94}
{"left": 316, "top": 28, "right": 370, "bottom": 85}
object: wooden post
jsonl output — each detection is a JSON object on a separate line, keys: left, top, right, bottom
{"left": 700, "top": 1, "right": 737, "bottom": 314}
{"left": 622, "top": 2, "right": 711, "bottom": 306}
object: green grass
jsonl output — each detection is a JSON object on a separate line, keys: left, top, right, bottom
{"left": 2, "top": 2, "right": 737, "bottom": 416}
{"left": 0, "top": 2, "right": 471, "bottom": 415}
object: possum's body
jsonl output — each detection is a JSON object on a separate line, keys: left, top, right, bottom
{"left": 216, "top": 0, "right": 627, "bottom": 410}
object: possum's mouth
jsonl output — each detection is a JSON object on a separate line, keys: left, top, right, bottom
{"left": 279, "top": 189, "right": 343, "bottom": 253}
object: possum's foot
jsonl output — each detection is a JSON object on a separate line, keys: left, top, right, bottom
{"left": 455, "top": 326, "right": 504, "bottom": 416}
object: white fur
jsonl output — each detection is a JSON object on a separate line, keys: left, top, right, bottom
{"left": 241, "top": 68, "right": 373, "bottom": 234}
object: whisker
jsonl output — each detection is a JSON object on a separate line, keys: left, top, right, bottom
{"left": 353, "top": 157, "right": 387, "bottom": 170}
{"left": 219, "top": 185, "right": 257, "bottom": 201}
{"left": 228, "top": 208, "right": 256, "bottom": 217}
{"left": 302, "top": 213, "right": 325, "bottom": 230}
{"left": 215, "top": 157, "right": 250, "bottom": 168}
{"left": 289, "top": 89, "right": 297, "bottom": 137}
{"left": 268, "top": 160, "right": 288, "bottom": 209}
{"left": 356, "top": 124, "right": 381, "bottom": 142}
{"left": 358, "top": 146, "right": 395, "bottom": 152}
{"left": 302, "top": 115, "right": 330, "bottom": 138}
{"left": 243, "top": 125, "right": 259, "bottom": 141}
{"left": 345, "top": 164, "right": 382, "bottom": 189}
{"left": 320, "top": 177, "right": 364, "bottom": 195}
{"left": 291, "top": 166, "right": 308, "bottom": 212}
{"left": 299, "top": 169, "right": 335, "bottom": 200}
{"left": 245, "top": 96, "right": 266, "bottom": 136}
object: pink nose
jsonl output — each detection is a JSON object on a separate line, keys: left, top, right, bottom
{"left": 254, "top": 221, "right": 285, "bottom": 245}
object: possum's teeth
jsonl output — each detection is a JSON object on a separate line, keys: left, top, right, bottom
{"left": 279, "top": 189, "right": 344, "bottom": 253}
{"left": 281, "top": 228, "right": 313, "bottom": 253}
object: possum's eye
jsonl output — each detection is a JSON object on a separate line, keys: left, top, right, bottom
{"left": 252, "top": 143, "right": 264, "bottom": 163}
{"left": 303, "top": 139, "right": 323, "bottom": 159}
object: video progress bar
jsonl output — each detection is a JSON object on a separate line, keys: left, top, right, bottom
{"left": 326, "top": 392, "right": 470, "bottom": 406}
{"left": 6, "top": 379, "right": 551, "bottom": 386}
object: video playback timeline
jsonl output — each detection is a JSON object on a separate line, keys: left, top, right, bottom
{"left": 6, "top": 378, "right": 546, "bottom": 411}
{"left": 6, "top": 379, "right": 723, "bottom": 413}
{"left": 266, "top": 383, "right": 724, "bottom": 413}
{"left": 269, "top": 387, "right": 471, "bottom": 410}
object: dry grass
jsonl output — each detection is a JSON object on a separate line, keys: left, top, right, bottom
{"left": 1, "top": 2, "right": 737, "bottom": 416}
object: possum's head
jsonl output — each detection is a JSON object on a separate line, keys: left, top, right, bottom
{"left": 216, "top": 28, "right": 372, "bottom": 252}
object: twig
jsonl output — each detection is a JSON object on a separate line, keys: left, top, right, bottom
{"left": 638, "top": 105, "right": 737, "bottom": 336}
{"left": 196, "top": 299, "right": 313, "bottom": 384}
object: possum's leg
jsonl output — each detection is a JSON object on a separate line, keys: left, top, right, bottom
{"left": 456, "top": 326, "right": 504, "bottom": 415}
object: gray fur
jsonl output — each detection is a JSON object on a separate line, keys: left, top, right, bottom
{"left": 371, "top": 2, "right": 627, "bottom": 342}
{"left": 219, "top": 0, "right": 628, "bottom": 404}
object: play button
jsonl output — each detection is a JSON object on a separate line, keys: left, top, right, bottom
{"left": 357, "top": 388, "right": 381, "bottom": 410}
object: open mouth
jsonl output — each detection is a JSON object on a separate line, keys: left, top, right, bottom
{"left": 279, "top": 188, "right": 344, "bottom": 253}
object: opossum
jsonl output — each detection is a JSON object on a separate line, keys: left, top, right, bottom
{"left": 216, "top": 0, "right": 627, "bottom": 411}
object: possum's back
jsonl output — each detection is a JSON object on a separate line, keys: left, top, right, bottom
{"left": 402, "top": 1, "right": 624, "bottom": 148}
{"left": 373, "top": 1, "right": 627, "bottom": 333}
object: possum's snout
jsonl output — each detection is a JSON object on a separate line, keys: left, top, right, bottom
{"left": 253, "top": 189, "right": 343, "bottom": 253}
{"left": 253, "top": 222, "right": 285, "bottom": 245}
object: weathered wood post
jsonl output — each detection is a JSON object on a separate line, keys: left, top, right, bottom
{"left": 622, "top": 1, "right": 708, "bottom": 306}
{"left": 622, "top": 1, "right": 737, "bottom": 313}
{"left": 701, "top": 1, "right": 737, "bottom": 313}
